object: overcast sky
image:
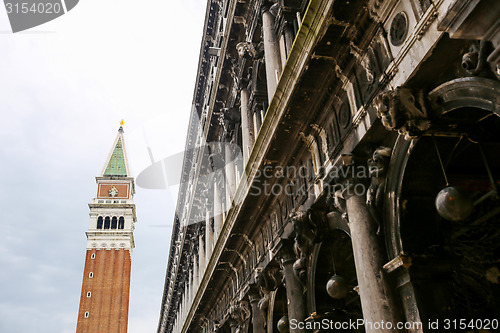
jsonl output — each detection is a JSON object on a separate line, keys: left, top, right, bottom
{"left": 0, "top": 1, "right": 206, "bottom": 332}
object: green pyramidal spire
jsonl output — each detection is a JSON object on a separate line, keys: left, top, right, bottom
{"left": 102, "top": 126, "right": 129, "bottom": 177}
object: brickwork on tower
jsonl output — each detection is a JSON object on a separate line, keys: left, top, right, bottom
{"left": 76, "top": 249, "right": 131, "bottom": 333}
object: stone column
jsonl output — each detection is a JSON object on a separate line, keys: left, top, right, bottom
{"left": 253, "top": 104, "right": 264, "bottom": 136}
{"left": 283, "top": 22, "right": 295, "bottom": 58}
{"left": 213, "top": 182, "right": 223, "bottom": 241}
{"left": 240, "top": 88, "right": 255, "bottom": 165}
{"left": 278, "top": 21, "right": 295, "bottom": 67}
{"left": 180, "top": 292, "right": 185, "bottom": 323}
{"left": 277, "top": 239, "right": 306, "bottom": 333}
{"left": 249, "top": 284, "right": 266, "bottom": 333}
{"left": 205, "top": 210, "right": 214, "bottom": 262}
{"left": 188, "top": 271, "right": 193, "bottom": 307}
{"left": 193, "top": 254, "right": 199, "bottom": 293}
{"left": 225, "top": 143, "right": 236, "bottom": 207}
{"left": 199, "top": 231, "right": 206, "bottom": 276}
{"left": 341, "top": 175, "right": 402, "bottom": 332}
{"left": 184, "top": 283, "right": 189, "bottom": 319}
{"left": 261, "top": 5, "right": 282, "bottom": 103}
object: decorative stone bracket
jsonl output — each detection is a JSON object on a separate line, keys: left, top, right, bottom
{"left": 236, "top": 41, "right": 264, "bottom": 60}
{"left": 367, "top": 147, "right": 392, "bottom": 234}
{"left": 290, "top": 209, "right": 329, "bottom": 287}
{"left": 256, "top": 266, "right": 282, "bottom": 311}
{"left": 374, "top": 87, "right": 431, "bottom": 140}
{"left": 229, "top": 300, "right": 251, "bottom": 332}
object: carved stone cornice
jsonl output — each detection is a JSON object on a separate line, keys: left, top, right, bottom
{"left": 373, "top": 87, "right": 431, "bottom": 140}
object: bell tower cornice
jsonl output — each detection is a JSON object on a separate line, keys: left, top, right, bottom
{"left": 85, "top": 123, "right": 137, "bottom": 252}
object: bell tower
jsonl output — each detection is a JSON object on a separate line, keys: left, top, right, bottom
{"left": 76, "top": 123, "right": 137, "bottom": 333}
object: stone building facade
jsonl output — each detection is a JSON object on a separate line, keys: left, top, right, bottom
{"left": 158, "top": 0, "right": 500, "bottom": 332}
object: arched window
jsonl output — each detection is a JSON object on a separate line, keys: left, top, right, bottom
{"left": 111, "top": 216, "right": 117, "bottom": 229}
{"left": 97, "top": 216, "right": 103, "bottom": 229}
{"left": 104, "top": 216, "right": 110, "bottom": 229}
{"left": 118, "top": 217, "right": 125, "bottom": 229}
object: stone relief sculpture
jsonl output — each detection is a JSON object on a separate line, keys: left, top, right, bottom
{"left": 290, "top": 209, "right": 329, "bottom": 286}
{"left": 374, "top": 87, "right": 431, "bottom": 139}
{"left": 236, "top": 41, "right": 264, "bottom": 60}
{"left": 256, "top": 266, "right": 281, "bottom": 311}
{"left": 367, "top": 146, "right": 392, "bottom": 234}
{"left": 229, "top": 300, "right": 251, "bottom": 333}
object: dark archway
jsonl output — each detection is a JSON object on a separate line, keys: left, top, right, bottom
{"left": 104, "top": 216, "right": 110, "bottom": 229}
{"left": 384, "top": 77, "right": 500, "bottom": 330}
{"left": 268, "top": 286, "right": 287, "bottom": 333}
{"left": 308, "top": 229, "right": 364, "bottom": 332}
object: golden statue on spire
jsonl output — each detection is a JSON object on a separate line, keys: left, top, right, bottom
{"left": 120, "top": 119, "right": 125, "bottom": 127}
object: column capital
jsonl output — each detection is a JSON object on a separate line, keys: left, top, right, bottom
{"left": 260, "top": 2, "right": 274, "bottom": 15}
{"left": 248, "top": 283, "right": 261, "bottom": 304}
{"left": 273, "top": 238, "right": 296, "bottom": 265}
{"left": 329, "top": 153, "right": 372, "bottom": 201}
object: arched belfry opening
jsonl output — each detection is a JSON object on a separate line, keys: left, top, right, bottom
{"left": 104, "top": 216, "right": 110, "bottom": 229}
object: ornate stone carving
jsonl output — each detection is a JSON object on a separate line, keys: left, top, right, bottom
{"left": 373, "top": 87, "right": 431, "bottom": 140}
{"left": 218, "top": 107, "right": 241, "bottom": 142}
{"left": 290, "top": 209, "right": 329, "bottom": 286}
{"left": 461, "top": 40, "right": 496, "bottom": 78}
{"left": 390, "top": 12, "right": 408, "bottom": 46}
{"left": 367, "top": 147, "right": 392, "bottom": 234}
{"left": 256, "top": 266, "right": 281, "bottom": 310}
{"left": 310, "top": 124, "right": 330, "bottom": 163}
{"left": 290, "top": 210, "right": 314, "bottom": 285}
{"left": 236, "top": 41, "right": 264, "bottom": 60}
{"left": 229, "top": 300, "right": 251, "bottom": 332}
{"left": 326, "top": 185, "right": 347, "bottom": 219}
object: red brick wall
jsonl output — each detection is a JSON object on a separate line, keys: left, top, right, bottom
{"left": 76, "top": 249, "right": 131, "bottom": 333}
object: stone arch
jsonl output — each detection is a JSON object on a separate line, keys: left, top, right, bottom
{"left": 104, "top": 216, "right": 110, "bottom": 229}
{"left": 307, "top": 229, "right": 363, "bottom": 330}
{"left": 97, "top": 216, "right": 103, "bottom": 229}
{"left": 267, "top": 286, "right": 287, "bottom": 333}
{"left": 383, "top": 76, "right": 500, "bottom": 329}
{"left": 119, "top": 216, "right": 125, "bottom": 229}
{"left": 384, "top": 76, "right": 500, "bottom": 258}
{"left": 111, "top": 216, "right": 118, "bottom": 229}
